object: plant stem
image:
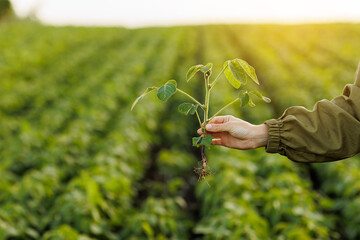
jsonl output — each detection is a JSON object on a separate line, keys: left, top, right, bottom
{"left": 197, "top": 72, "right": 213, "bottom": 186}
{"left": 208, "top": 98, "right": 239, "bottom": 122}
{"left": 209, "top": 64, "right": 227, "bottom": 90}
{"left": 176, "top": 88, "right": 205, "bottom": 110}
{"left": 204, "top": 74, "right": 210, "bottom": 126}
{"left": 195, "top": 110, "right": 202, "bottom": 129}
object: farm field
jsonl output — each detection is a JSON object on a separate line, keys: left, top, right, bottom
{"left": 0, "top": 21, "right": 360, "bottom": 239}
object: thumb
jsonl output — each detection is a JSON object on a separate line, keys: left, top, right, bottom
{"left": 205, "top": 122, "right": 229, "bottom": 132}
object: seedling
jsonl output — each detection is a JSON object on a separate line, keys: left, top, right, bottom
{"left": 131, "top": 59, "right": 271, "bottom": 184}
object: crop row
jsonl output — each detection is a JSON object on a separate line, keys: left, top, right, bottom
{"left": 1, "top": 22, "right": 360, "bottom": 239}
{"left": 195, "top": 149, "right": 338, "bottom": 240}
{"left": 0, "top": 24, "right": 188, "bottom": 239}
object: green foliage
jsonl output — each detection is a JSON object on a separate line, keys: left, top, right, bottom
{"left": 186, "top": 64, "right": 203, "bottom": 82}
{"left": 223, "top": 58, "right": 259, "bottom": 89}
{"left": 0, "top": 21, "right": 359, "bottom": 240}
{"left": 192, "top": 136, "right": 202, "bottom": 147}
{"left": 178, "top": 102, "right": 198, "bottom": 115}
{"left": 249, "top": 90, "right": 271, "bottom": 103}
{"left": 131, "top": 87, "right": 157, "bottom": 110}
{"left": 195, "top": 199, "right": 270, "bottom": 240}
{"left": 235, "top": 58, "right": 259, "bottom": 85}
{"left": 156, "top": 82, "right": 177, "bottom": 101}
{"left": 200, "top": 63, "right": 213, "bottom": 73}
{"left": 224, "top": 61, "right": 241, "bottom": 89}
{"left": 314, "top": 161, "right": 360, "bottom": 239}
{"left": 195, "top": 150, "right": 334, "bottom": 240}
{"left": 229, "top": 60, "right": 248, "bottom": 85}
{"left": 239, "top": 90, "right": 250, "bottom": 107}
{"left": 42, "top": 225, "right": 95, "bottom": 240}
{"left": 201, "top": 134, "right": 213, "bottom": 147}
{"left": 119, "top": 197, "right": 191, "bottom": 239}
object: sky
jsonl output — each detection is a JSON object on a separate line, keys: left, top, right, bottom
{"left": 10, "top": 0, "right": 360, "bottom": 28}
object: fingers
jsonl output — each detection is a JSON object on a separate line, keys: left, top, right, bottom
{"left": 205, "top": 122, "right": 230, "bottom": 133}
{"left": 197, "top": 128, "right": 225, "bottom": 140}
{"left": 208, "top": 116, "right": 226, "bottom": 124}
{"left": 211, "top": 137, "right": 254, "bottom": 149}
{"left": 211, "top": 138, "right": 222, "bottom": 145}
{"left": 197, "top": 115, "right": 235, "bottom": 135}
{"left": 199, "top": 116, "right": 225, "bottom": 129}
{"left": 208, "top": 115, "right": 232, "bottom": 124}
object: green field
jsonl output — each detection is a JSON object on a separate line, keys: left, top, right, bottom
{"left": 0, "top": 21, "right": 360, "bottom": 240}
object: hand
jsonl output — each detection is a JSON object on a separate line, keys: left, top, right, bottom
{"left": 197, "top": 115, "right": 268, "bottom": 150}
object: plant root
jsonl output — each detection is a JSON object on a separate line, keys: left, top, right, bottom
{"left": 194, "top": 145, "right": 212, "bottom": 187}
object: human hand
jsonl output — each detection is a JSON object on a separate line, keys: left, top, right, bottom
{"left": 197, "top": 115, "right": 268, "bottom": 150}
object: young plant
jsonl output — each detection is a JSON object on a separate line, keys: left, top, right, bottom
{"left": 131, "top": 59, "right": 270, "bottom": 183}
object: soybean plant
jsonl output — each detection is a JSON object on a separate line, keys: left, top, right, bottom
{"left": 131, "top": 59, "right": 271, "bottom": 183}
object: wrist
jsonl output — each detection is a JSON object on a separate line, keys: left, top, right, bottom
{"left": 252, "top": 124, "right": 268, "bottom": 148}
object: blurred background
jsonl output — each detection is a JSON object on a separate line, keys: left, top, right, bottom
{"left": 1, "top": 0, "right": 360, "bottom": 239}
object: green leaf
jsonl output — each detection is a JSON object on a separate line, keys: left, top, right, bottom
{"left": 249, "top": 90, "right": 262, "bottom": 98}
{"left": 157, "top": 83, "right": 177, "bottom": 101}
{"left": 186, "top": 64, "right": 203, "bottom": 82}
{"left": 131, "top": 87, "right": 157, "bottom": 110}
{"left": 239, "top": 91, "right": 249, "bottom": 107}
{"left": 178, "top": 103, "right": 199, "bottom": 115}
{"left": 189, "top": 104, "right": 198, "bottom": 115}
{"left": 224, "top": 61, "right": 241, "bottom": 89}
{"left": 141, "top": 222, "right": 154, "bottom": 238}
{"left": 178, "top": 103, "right": 192, "bottom": 115}
{"left": 192, "top": 136, "right": 202, "bottom": 147}
{"left": 235, "top": 59, "right": 259, "bottom": 85}
{"left": 248, "top": 65, "right": 259, "bottom": 85}
{"left": 166, "top": 79, "right": 177, "bottom": 88}
{"left": 249, "top": 91, "right": 271, "bottom": 103}
{"left": 201, "top": 134, "right": 213, "bottom": 147}
{"left": 229, "top": 60, "right": 247, "bottom": 85}
{"left": 262, "top": 96, "right": 271, "bottom": 103}
{"left": 200, "top": 63, "right": 213, "bottom": 73}
{"left": 248, "top": 98, "right": 256, "bottom": 107}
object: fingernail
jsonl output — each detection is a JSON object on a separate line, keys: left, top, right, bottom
{"left": 206, "top": 124, "right": 212, "bottom": 130}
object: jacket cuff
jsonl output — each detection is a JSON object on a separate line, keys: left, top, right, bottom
{"left": 264, "top": 119, "right": 283, "bottom": 153}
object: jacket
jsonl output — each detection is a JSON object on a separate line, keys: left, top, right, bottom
{"left": 265, "top": 62, "right": 360, "bottom": 163}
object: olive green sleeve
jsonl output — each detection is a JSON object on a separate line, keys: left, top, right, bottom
{"left": 264, "top": 63, "right": 360, "bottom": 163}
